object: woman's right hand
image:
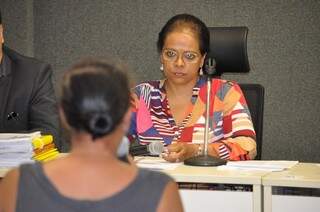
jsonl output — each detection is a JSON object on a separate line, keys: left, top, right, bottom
{"left": 162, "top": 142, "right": 199, "bottom": 162}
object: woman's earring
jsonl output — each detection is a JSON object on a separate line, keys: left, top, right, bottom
{"left": 199, "top": 67, "right": 203, "bottom": 75}
{"left": 160, "top": 64, "right": 164, "bottom": 71}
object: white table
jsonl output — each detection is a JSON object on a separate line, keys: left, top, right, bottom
{"left": 6, "top": 157, "right": 319, "bottom": 212}
{"left": 262, "top": 163, "right": 320, "bottom": 212}
{"left": 137, "top": 157, "right": 269, "bottom": 212}
{"left": 1, "top": 157, "right": 267, "bottom": 212}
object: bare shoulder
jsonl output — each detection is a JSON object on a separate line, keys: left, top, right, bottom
{"left": 156, "top": 180, "right": 184, "bottom": 212}
{"left": 0, "top": 168, "right": 20, "bottom": 212}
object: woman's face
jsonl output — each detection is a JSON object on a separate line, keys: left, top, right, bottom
{"left": 160, "top": 29, "right": 206, "bottom": 86}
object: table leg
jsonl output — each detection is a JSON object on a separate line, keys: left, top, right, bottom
{"left": 264, "top": 185, "right": 272, "bottom": 212}
{"left": 253, "top": 184, "right": 262, "bottom": 212}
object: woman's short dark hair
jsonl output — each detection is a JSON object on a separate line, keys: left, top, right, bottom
{"left": 157, "top": 13, "right": 210, "bottom": 56}
{"left": 61, "top": 58, "right": 130, "bottom": 140}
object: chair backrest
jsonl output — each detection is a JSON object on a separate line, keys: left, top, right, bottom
{"left": 208, "top": 27, "right": 264, "bottom": 159}
{"left": 207, "top": 27, "right": 250, "bottom": 76}
{"left": 239, "top": 84, "right": 265, "bottom": 160}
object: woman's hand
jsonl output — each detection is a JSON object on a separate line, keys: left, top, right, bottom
{"left": 162, "top": 142, "right": 220, "bottom": 162}
{"left": 162, "top": 143, "right": 199, "bottom": 162}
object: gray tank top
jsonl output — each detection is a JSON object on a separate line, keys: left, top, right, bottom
{"left": 16, "top": 162, "right": 173, "bottom": 212}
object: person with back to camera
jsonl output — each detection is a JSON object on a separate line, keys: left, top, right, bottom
{"left": 128, "top": 14, "right": 257, "bottom": 163}
{"left": 0, "top": 58, "right": 183, "bottom": 212}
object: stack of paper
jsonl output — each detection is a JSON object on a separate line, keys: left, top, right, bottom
{"left": 219, "top": 160, "right": 299, "bottom": 172}
{"left": 0, "top": 132, "right": 40, "bottom": 168}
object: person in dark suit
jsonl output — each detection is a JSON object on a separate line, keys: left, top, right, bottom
{"left": 0, "top": 10, "right": 60, "bottom": 149}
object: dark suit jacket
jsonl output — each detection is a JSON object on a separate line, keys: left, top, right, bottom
{"left": 0, "top": 46, "right": 61, "bottom": 149}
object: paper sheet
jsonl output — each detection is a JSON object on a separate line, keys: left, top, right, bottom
{"left": 0, "top": 131, "right": 41, "bottom": 140}
{"left": 135, "top": 157, "right": 181, "bottom": 170}
{"left": 0, "top": 132, "right": 40, "bottom": 168}
{"left": 218, "top": 160, "right": 299, "bottom": 172}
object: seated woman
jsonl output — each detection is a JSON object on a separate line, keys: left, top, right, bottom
{"left": 0, "top": 58, "right": 183, "bottom": 212}
{"left": 128, "top": 14, "right": 257, "bottom": 162}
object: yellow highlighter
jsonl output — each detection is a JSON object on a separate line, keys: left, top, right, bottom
{"left": 33, "top": 148, "right": 59, "bottom": 161}
{"left": 32, "top": 135, "right": 53, "bottom": 149}
{"left": 32, "top": 135, "right": 60, "bottom": 162}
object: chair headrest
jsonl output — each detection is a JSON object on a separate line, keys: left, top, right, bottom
{"left": 206, "top": 26, "right": 250, "bottom": 76}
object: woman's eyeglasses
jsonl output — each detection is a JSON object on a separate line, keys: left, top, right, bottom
{"left": 162, "top": 49, "right": 201, "bottom": 64}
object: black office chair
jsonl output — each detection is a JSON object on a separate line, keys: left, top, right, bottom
{"left": 239, "top": 84, "right": 264, "bottom": 160}
{"left": 207, "top": 27, "right": 264, "bottom": 160}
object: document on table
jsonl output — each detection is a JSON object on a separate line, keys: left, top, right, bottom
{"left": 218, "top": 160, "right": 299, "bottom": 172}
{"left": 0, "top": 132, "right": 39, "bottom": 153}
{"left": 0, "top": 132, "right": 40, "bottom": 168}
{"left": 135, "top": 157, "right": 181, "bottom": 170}
{"left": 0, "top": 131, "right": 41, "bottom": 140}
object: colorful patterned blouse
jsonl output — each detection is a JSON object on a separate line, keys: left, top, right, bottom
{"left": 128, "top": 76, "right": 256, "bottom": 160}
